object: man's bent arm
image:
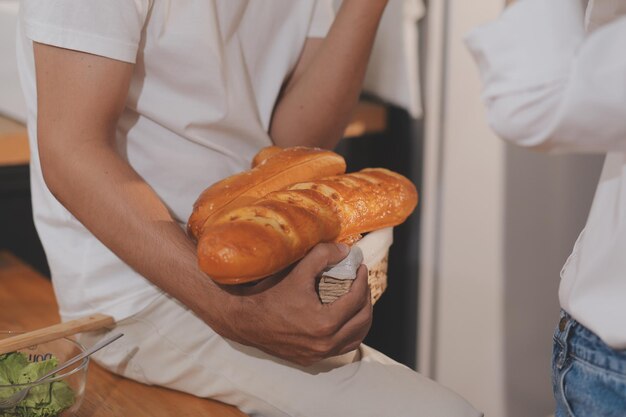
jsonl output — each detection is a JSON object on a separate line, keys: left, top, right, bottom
{"left": 35, "top": 43, "right": 372, "bottom": 366}
{"left": 270, "top": 0, "right": 389, "bottom": 149}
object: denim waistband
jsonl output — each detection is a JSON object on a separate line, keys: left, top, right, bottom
{"left": 554, "top": 311, "right": 626, "bottom": 375}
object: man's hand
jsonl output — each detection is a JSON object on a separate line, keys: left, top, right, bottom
{"left": 203, "top": 243, "right": 373, "bottom": 366}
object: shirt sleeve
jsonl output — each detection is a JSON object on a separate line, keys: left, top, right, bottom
{"left": 21, "top": 0, "right": 150, "bottom": 64}
{"left": 308, "top": 0, "right": 335, "bottom": 38}
{"left": 465, "top": 0, "right": 626, "bottom": 153}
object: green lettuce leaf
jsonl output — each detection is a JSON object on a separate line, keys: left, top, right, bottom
{"left": 0, "top": 352, "right": 75, "bottom": 417}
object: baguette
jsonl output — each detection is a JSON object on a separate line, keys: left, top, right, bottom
{"left": 197, "top": 168, "right": 417, "bottom": 284}
{"left": 251, "top": 145, "right": 283, "bottom": 168}
{"left": 187, "top": 146, "right": 346, "bottom": 241}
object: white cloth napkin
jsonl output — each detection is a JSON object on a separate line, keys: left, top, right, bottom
{"left": 323, "top": 247, "right": 364, "bottom": 280}
{"left": 322, "top": 227, "right": 394, "bottom": 281}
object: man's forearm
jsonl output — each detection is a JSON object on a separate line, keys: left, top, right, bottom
{"left": 270, "top": 0, "right": 389, "bottom": 149}
{"left": 34, "top": 42, "right": 229, "bottom": 332}
{"left": 40, "top": 136, "right": 228, "bottom": 326}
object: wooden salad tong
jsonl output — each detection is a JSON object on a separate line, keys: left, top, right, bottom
{"left": 0, "top": 313, "right": 115, "bottom": 354}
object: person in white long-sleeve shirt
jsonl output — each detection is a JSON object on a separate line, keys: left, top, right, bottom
{"left": 467, "top": 0, "right": 626, "bottom": 414}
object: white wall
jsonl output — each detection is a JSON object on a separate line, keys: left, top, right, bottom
{"left": 420, "top": 0, "right": 508, "bottom": 415}
{"left": 501, "top": 149, "right": 601, "bottom": 417}
{"left": 418, "top": 1, "right": 603, "bottom": 416}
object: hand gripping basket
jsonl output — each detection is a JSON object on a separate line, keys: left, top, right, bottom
{"left": 318, "top": 227, "right": 393, "bottom": 305}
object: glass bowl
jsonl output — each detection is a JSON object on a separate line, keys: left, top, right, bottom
{"left": 0, "top": 331, "right": 88, "bottom": 417}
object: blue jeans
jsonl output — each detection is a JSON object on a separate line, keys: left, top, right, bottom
{"left": 552, "top": 311, "right": 626, "bottom": 416}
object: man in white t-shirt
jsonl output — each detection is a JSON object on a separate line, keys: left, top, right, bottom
{"left": 467, "top": 0, "right": 626, "bottom": 415}
{"left": 17, "top": 0, "right": 480, "bottom": 416}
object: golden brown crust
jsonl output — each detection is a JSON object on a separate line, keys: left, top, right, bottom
{"left": 187, "top": 146, "right": 346, "bottom": 241}
{"left": 251, "top": 145, "right": 283, "bottom": 168}
{"left": 199, "top": 196, "right": 342, "bottom": 284}
{"left": 197, "top": 168, "right": 418, "bottom": 284}
{"left": 289, "top": 168, "right": 418, "bottom": 240}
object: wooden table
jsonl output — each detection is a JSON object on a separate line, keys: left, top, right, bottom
{"left": 0, "top": 251, "right": 247, "bottom": 417}
{"left": 0, "top": 116, "right": 28, "bottom": 166}
{"left": 343, "top": 101, "right": 387, "bottom": 139}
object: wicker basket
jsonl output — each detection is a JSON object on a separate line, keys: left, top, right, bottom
{"left": 317, "top": 228, "right": 393, "bottom": 305}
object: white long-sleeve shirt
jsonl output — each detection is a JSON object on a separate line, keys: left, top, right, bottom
{"left": 466, "top": 0, "right": 626, "bottom": 349}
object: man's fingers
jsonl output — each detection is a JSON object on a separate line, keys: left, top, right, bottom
{"left": 328, "top": 264, "right": 370, "bottom": 314}
{"left": 292, "top": 264, "right": 371, "bottom": 362}
{"left": 310, "top": 289, "right": 372, "bottom": 360}
{"left": 245, "top": 265, "right": 294, "bottom": 293}
{"left": 333, "top": 294, "right": 373, "bottom": 356}
{"left": 330, "top": 268, "right": 373, "bottom": 357}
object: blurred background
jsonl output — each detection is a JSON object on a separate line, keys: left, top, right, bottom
{"left": 0, "top": 1, "right": 605, "bottom": 416}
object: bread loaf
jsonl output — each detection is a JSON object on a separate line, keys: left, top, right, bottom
{"left": 187, "top": 146, "right": 346, "bottom": 241}
{"left": 251, "top": 145, "right": 283, "bottom": 168}
{"left": 197, "top": 168, "right": 417, "bottom": 284}
{"left": 288, "top": 168, "right": 417, "bottom": 242}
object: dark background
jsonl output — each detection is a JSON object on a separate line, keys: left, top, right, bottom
{"left": 336, "top": 104, "right": 422, "bottom": 368}
{"left": 0, "top": 164, "right": 50, "bottom": 277}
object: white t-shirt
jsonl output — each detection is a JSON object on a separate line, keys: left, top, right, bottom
{"left": 17, "top": 0, "right": 334, "bottom": 322}
{"left": 466, "top": 0, "right": 626, "bottom": 348}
